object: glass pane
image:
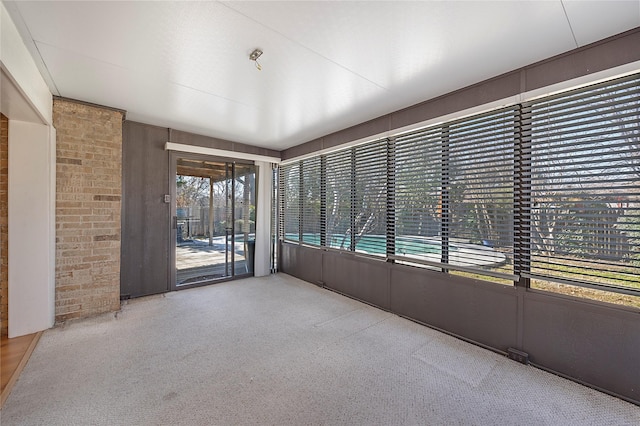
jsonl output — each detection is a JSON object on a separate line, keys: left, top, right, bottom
{"left": 353, "top": 141, "right": 387, "bottom": 256}
{"left": 395, "top": 128, "right": 442, "bottom": 269}
{"left": 301, "top": 157, "right": 322, "bottom": 245}
{"left": 529, "top": 76, "right": 640, "bottom": 295}
{"left": 234, "top": 164, "right": 256, "bottom": 276}
{"left": 176, "top": 160, "right": 229, "bottom": 285}
{"left": 448, "top": 110, "right": 515, "bottom": 284}
{"left": 282, "top": 163, "right": 300, "bottom": 242}
{"left": 175, "top": 160, "right": 256, "bottom": 286}
{"left": 326, "top": 150, "right": 352, "bottom": 249}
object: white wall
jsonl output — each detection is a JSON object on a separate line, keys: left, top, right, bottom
{"left": 0, "top": 3, "right": 52, "bottom": 123}
{"left": 254, "top": 161, "right": 273, "bottom": 277}
{"left": 8, "top": 121, "right": 55, "bottom": 337}
{"left": 2, "top": 2, "right": 56, "bottom": 337}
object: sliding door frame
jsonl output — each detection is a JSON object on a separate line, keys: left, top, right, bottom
{"left": 169, "top": 151, "right": 255, "bottom": 291}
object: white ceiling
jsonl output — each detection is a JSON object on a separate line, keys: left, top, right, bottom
{"left": 4, "top": 1, "right": 640, "bottom": 150}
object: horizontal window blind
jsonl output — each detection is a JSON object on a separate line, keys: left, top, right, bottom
{"left": 281, "top": 163, "right": 300, "bottom": 242}
{"left": 326, "top": 149, "right": 353, "bottom": 250}
{"left": 277, "top": 166, "right": 284, "bottom": 242}
{"left": 447, "top": 108, "right": 516, "bottom": 278}
{"left": 301, "top": 157, "right": 322, "bottom": 245}
{"left": 524, "top": 74, "right": 640, "bottom": 294}
{"left": 278, "top": 72, "right": 640, "bottom": 298}
{"left": 353, "top": 140, "right": 388, "bottom": 256}
{"left": 394, "top": 127, "right": 442, "bottom": 268}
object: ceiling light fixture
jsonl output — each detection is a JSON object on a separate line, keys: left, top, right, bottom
{"left": 249, "top": 48, "right": 263, "bottom": 71}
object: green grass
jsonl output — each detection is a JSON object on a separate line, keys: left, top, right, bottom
{"left": 454, "top": 257, "right": 640, "bottom": 309}
{"left": 531, "top": 258, "right": 640, "bottom": 289}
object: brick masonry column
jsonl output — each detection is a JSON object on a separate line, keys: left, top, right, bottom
{"left": 53, "top": 99, "right": 123, "bottom": 322}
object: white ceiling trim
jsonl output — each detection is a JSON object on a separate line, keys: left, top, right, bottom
{"left": 165, "top": 142, "right": 281, "bottom": 164}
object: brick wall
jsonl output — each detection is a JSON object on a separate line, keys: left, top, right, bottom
{"left": 53, "top": 99, "right": 123, "bottom": 322}
{"left": 0, "top": 114, "right": 8, "bottom": 336}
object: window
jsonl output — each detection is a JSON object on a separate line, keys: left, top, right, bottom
{"left": 281, "top": 163, "right": 300, "bottom": 242}
{"left": 353, "top": 140, "right": 387, "bottom": 256}
{"left": 525, "top": 74, "right": 640, "bottom": 302}
{"left": 394, "top": 127, "right": 442, "bottom": 268}
{"left": 301, "top": 157, "right": 322, "bottom": 245}
{"left": 391, "top": 109, "right": 516, "bottom": 282}
{"left": 279, "top": 72, "right": 640, "bottom": 307}
{"left": 447, "top": 109, "right": 516, "bottom": 283}
{"left": 326, "top": 149, "right": 352, "bottom": 250}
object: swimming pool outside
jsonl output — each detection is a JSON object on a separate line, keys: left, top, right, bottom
{"left": 284, "top": 233, "right": 507, "bottom": 268}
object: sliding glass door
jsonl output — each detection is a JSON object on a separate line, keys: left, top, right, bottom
{"left": 172, "top": 155, "right": 256, "bottom": 289}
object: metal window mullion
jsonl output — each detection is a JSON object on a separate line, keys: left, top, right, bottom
{"left": 441, "top": 126, "right": 450, "bottom": 273}
{"left": 230, "top": 162, "right": 235, "bottom": 277}
{"left": 320, "top": 156, "right": 327, "bottom": 247}
{"left": 349, "top": 147, "right": 358, "bottom": 251}
{"left": 298, "top": 161, "right": 304, "bottom": 243}
{"left": 387, "top": 138, "right": 396, "bottom": 260}
{"left": 350, "top": 148, "right": 356, "bottom": 252}
{"left": 272, "top": 164, "right": 279, "bottom": 273}
{"left": 515, "top": 104, "right": 532, "bottom": 287}
{"left": 278, "top": 166, "right": 284, "bottom": 242}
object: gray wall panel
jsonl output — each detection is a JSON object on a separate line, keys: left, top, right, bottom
{"left": 390, "top": 71, "right": 521, "bottom": 131}
{"left": 279, "top": 241, "right": 296, "bottom": 273}
{"left": 390, "top": 265, "right": 518, "bottom": 351}
{"left": 281, "top": 139, "right": 323, "bottom": 161}
{"left": 322, "top": 252, "right": 359, "bottom": 295}
{"left": 323, "top": 252, "right": 390, "bottom": 310}
{"left": 524, "top": 28, "right": 640, "bottom": 92}
{"left": 172, "top": 129, "right": 234, "bottom": 151}
{"left": 297, "top": 245, "right": 322, "bottom": 285}
{"left": 321, "top": 116, "right": 391, "bottom": 152}
{"left": 121, "top": 121, "right": 170, "bottom": 298}
{"left": 233, "top": 143, "right": 281, "bottom": 158}
{"left": 522, "top": 292, "right": 640, "bottom": 402}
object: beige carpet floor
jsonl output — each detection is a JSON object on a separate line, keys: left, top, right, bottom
{"left": 2, "top": 273, "right": 639, "bottom": 425}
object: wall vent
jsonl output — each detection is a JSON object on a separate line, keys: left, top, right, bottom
{"left": 507, "top": 348, "right": 529, "bottom": 364}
